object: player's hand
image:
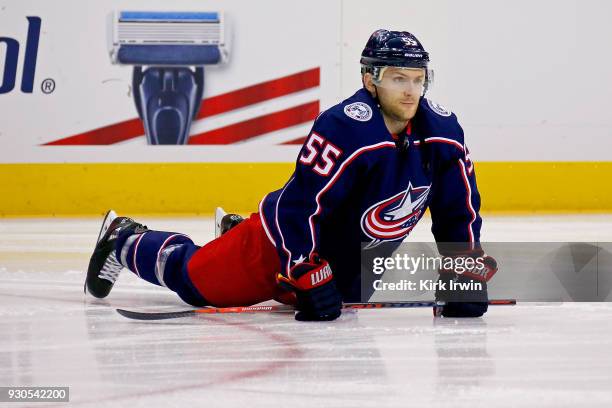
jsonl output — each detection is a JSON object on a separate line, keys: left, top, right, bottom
{"left": 435, "top": 255, "right": 497, "bottom": 318}
{"left": 279, "top": 255, "right": 342, "bottom": 321}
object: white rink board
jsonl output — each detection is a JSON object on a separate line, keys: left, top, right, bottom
{"left": 1, "top": 0, "right": 612, "bottom": 162}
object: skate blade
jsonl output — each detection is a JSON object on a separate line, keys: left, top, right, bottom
{"left": 214, "top": 207, "right": 227, "bottom": 238}
{"left": 96, "top": 210, "right": 118, "bottom": 243}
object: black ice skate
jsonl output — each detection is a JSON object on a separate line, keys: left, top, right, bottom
{"left": 85, "top": 210, "right": 148, "bottom": 298}
{"left": 214, "top": 207, "right": 244, "bottom": 238}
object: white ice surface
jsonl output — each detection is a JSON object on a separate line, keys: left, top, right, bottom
{"left": 1, "top": 215, "right": 612, "bottom": 407}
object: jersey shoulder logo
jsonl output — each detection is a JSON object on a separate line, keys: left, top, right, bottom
{"left": 344, "top": 102, "right": 372, "bottom": 122}
{"left": 426, "top": 99, "right": 452, "bottom": 117}
{"left": 361, "top": 182, "right": 431, "bottom": 249}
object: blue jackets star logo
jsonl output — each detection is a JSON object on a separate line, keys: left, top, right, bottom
{"left": 360, "top": 182, "right": 431, "bottom": 248}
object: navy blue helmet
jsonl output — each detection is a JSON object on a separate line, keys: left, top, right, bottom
{"left": 361, "top": 29, "right": 432, "bottom": 93}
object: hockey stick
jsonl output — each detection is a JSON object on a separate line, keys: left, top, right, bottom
{"left": 116, "top": 299, "right": 516, "bottom": 320}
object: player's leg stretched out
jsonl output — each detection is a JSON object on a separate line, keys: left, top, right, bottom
{"left": 84, "top": 209, "right": 291, "bottom": 309}
{"left": 85, "top": 209, "right": 341, "bottom": 320}
{"left": 85, "top": 210, "right": 210, "bottom": 306}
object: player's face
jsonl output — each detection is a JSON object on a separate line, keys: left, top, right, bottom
{"left": 367, "top": 67, "right": 425, "bottom": 124}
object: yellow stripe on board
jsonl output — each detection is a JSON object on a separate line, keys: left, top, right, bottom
{"left": 0, "top": 162, "right": 611, "bottom": 216}
{"left": 0, "top": 163, "right": 293, "bottom": 217}
{"left": 476, "top": 162, "right": 612, "bottom": 213}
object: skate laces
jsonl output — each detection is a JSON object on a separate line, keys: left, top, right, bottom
{"left": 99, "top": 251, "right": 123, "bottom": 283}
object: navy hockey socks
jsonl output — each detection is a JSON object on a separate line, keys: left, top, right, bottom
{"left": 114, "top": 229, "right": 208, "bottom": 306}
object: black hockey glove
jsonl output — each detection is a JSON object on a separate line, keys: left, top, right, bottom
{"left": 278, "top": 255, "right": 342, "bottom": 321}
{"left": 435, "top": 254, "right": 497, "bottom": 318}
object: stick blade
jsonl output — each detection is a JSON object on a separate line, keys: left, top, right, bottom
{"left": 116, "top": 308, "right": 197, "bottom": 320}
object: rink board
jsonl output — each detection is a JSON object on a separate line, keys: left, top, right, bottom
{"left": 2, "top": 162, "right": 612, "bottom": 216}
{"left": 2, "top": 0, "right": 611, "bottom": 215}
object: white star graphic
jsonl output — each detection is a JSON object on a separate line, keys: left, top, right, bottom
{"left": 292, "top": 254, "right": 307, "bottom": 265}
{"left": 386, "top": 182, "right": 430, "bottom": 220}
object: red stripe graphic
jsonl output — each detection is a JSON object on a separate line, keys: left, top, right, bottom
{"left": 196, "top": 68, "right": 319, "bottom": 120}
{"left": 44, "top": 118, "right": 144, "bottom": 146}
{"left": 44, "top": 68, "right": 320, "bottom": 146}
{"left": 189, "top": 101, "right": 319, "bottom": 145}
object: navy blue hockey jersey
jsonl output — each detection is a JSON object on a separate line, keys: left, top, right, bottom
{"left": 260, "top": 88, "right": 481, "bottom": 300}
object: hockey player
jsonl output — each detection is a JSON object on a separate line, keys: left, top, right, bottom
{"left": 86, "top": 29, "right": 496, "bottom": 321}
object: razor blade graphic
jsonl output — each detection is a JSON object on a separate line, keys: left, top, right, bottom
{"left": 108, "top": 11, "right": 230, "bottom": 144}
